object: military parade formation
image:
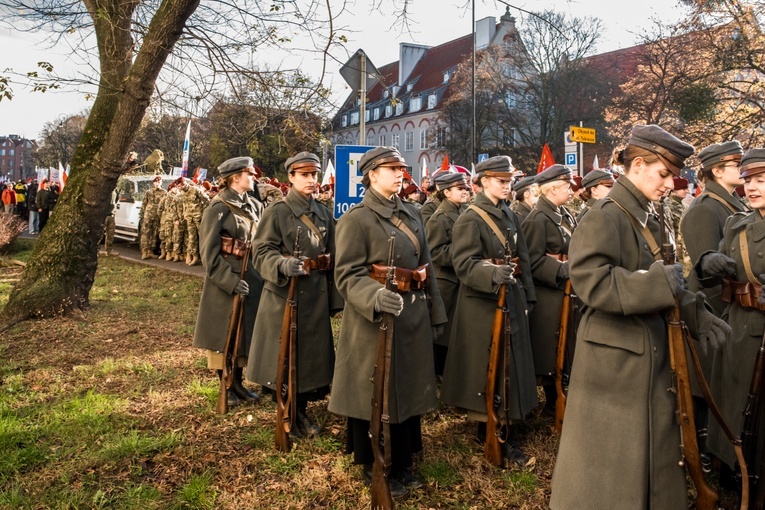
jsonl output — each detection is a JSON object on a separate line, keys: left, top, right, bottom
{"left": 122, "top": 122, "right": 765, "bottom": 509}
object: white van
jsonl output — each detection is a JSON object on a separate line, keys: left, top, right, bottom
{"left": 113, "top": 174, "right": 176, "bottom": 242}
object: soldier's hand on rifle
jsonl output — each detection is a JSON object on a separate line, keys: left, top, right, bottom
{"left": 661, "top": 262, "right": 685, "bottom": 296}
{"left": 492, "top": 265, "right": 516, "bottom": 285}
{"left": 695, "top": 291, "right": 731, "bottom": 356}
{"left": 374, "top": 288, "right": 404, "bottom": 316}
{"left": 234, "top": 279, "right": 249, "bottom": 296}
{"left": 279, "top": 256, "right": 307, "bottom": 277}
{"left": 558, "top": 261, "right": 570, "bottom": 280}
{"left": 431, "top": 324, "right": 444, "bottom": 341}
{"left": 700, "top": 252, "right": 737, "bottom": 279}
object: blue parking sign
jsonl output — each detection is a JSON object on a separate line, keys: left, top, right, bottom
{"left": 565, "top": 153, "right": 577, "bottom": 167}
{"left": 333, "top": 145, "right": 377, "bottom": 219}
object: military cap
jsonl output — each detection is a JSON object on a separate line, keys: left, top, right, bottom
{"left": 535, "top": 164, "right": 576, "bottom": 186}
{"left": 358, "top": 146, "right": 407, "bottom": 175}
{"left": 284, "top": 152, "right": 321, "bottom": 173}
{"left": 627, "top": 124, "right": 694, "bottom": 176}
{"left": 217, "top": 157, "right": 254, "bottom": 178}
{"left": 513, "top": 175, "right": 536, "bottom": 194}
{"left": 475, "top": 155, "right": 520, "bottom": 179}
{"left": 153, "top": 175, "right": 162, "bottom": 183}
{"left": 740, "top": 148, "right": 765, "bottom": 179}
{"left": 581, "top": 169, "right": 614, "bottom": 190}
{"left": 698, "top": 141, "right": 743, "bottom": 170}
{"left": 434, "top": 172, "right": 467, "bottom": 191}
{"left": 402, "top": 184, "right": 420, "bottom": 195}
{"left": 672, "top": 177, "right": 689, "bottom": 190}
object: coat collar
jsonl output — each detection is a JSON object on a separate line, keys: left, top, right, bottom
{"left": 218, "top": 186, "right": 258, "bottom": 224}
{"left": 703, "top": 180, "right": 748, "bottom": 212}
{"left": 284, "top": 188, "right": 320, "bottom": 217}
{"left": 363, "top": 186, "right": 418, "bottom": 223}
{"left": 436, "top": 197, "right": 464, "bottom": 220}
{"left": 609, "top": 177, "right": 651, "bottom": 227}
{"left": 536, "top": 195, "right": 563, "bottom": 225}
{"left": 473, "top": 191, "right": 513, "bottom": 220}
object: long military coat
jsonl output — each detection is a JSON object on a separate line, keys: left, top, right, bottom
{"left": 440, "top": 192, "right": 538, "bottom": 418}
{"left": 328, "top": 187, "right": 447, "bottom": 423}
{"left": 550, "top": 177, "right": 706, "bottom": 510}
{"left": 522, "top": 195, "right": 576, "bottom": 378}
{"left": 193, "top": 187, "right": 264, "bottom": 358}
{"left": 421, "top": 196, "right": 441, "bottom": 226}
{"left": 246, "top": 190, "right": 342, "bottom": 393}
{"left": 426, "top": 198, "right": 464, "bottom": 347}
{"left": 510, "top": 200, "right": 533, "bottom": 223}
{"left": 681, "top": 180, "right": 749, "bottom": 316}
{"left": 576, "top": 197, "right": 597, "bottom": 222}
{"left": 700, "top": 211, "right": 765, "bottom": 469}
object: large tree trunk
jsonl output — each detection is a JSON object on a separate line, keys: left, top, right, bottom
{"left": 0, "top": 0, "right": 199, "bottom": 324}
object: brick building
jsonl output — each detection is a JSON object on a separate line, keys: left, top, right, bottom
{"left": 0, "top": 135, "right": 37, "bottom": 182}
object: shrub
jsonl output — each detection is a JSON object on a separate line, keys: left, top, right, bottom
{"left": 0, "top": 212, "right": 27, "bottom": 254}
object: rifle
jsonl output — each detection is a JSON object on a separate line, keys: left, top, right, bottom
{"left": 554, "top": 278, "right": 573, "bottom": 433}
{"left": 370, "top": 234, "right": 396, "bottom": 509}
{"left": 216, "top": 228, "right": 254, "bottom": 415}
{"left": 275, "top": 226, "right": 302, "bottom": 452}
{"left": 659, "top": 200, "right": 718, "bottom": 510}
{"left": 484, "top": 228, "right": 516, "bottom": 467}
{"left": 744, "top": 331, "right": 765, "bottom": 509}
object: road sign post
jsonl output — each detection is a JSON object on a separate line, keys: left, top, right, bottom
{"left": 333, "top": 144, "right": 377, "bottom": 219}
{"left": 569, "top": 126, "right": 596, "bottom": 144}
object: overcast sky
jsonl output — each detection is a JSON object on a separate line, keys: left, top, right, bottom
{"left": 0, "top": 0, "right": 685, "bottom": 140}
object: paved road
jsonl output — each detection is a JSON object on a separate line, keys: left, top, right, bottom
{"left": 20, "top": 231, "right": 205, "bottom": 277}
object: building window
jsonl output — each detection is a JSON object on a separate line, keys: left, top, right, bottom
{"left": 379, "top": 135, "right": 386, "bottom": 146}
{"left": 350, "top": 111, "right": 359, "bottom": 125}
{"left": 8, "top": 149, "right": 14, "bottom": 156}
{"left": 395, "top": 102, "right": 404, "bottom": 116}
{"left": 383, "top": 90, "right": 389, "bottom": 99}
{"left": 341, "top": 116, "right": 347, "bottom": 128}
{"left": 0, "top": 150, "right": 4, "bottom": 156}
{"left": 436, "top": 127, "right": 447, "bottom": 147}
{"left": 373, "top": 108, "right": 380, "bottom": 121}
{"left": 385, "top": 105, "right": 392, "bottom": 118}
{"left": 405, "top": 132, "right": 414, "bottom": 151}
{"left": 427, "top": 94, "right": 437, "bottom": 109}
{"left": 391, "top": 133, "right": 400, "bottom": 149}
{"left": 365, "top": 110, "right": 370, "bottom": 122}
{"left": 420, "top": 129, "right": 428, "bottom": 150}
{"left": 409, "top": 97, "right": 421, "bottom": 113}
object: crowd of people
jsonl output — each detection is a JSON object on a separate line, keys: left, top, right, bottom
{"left": 1, "top": 178, "right": 60, "bottom": 234}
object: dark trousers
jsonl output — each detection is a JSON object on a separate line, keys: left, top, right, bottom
{"left": 39, "top": 210, "right": 50, "bottom": 230}
{"left": 346, "top": 415, "right": 423, "bottom": 475}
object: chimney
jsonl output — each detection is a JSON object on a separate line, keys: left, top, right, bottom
{"left": 475, "top": 16, "right": 496, "bottom": 50}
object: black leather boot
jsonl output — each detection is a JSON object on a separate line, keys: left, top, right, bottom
{"left": 231, "top": 367, "right": 260, "bottom": 404}
{"left": 217, "top": 370, "right": 241, "bottom": 408}
{"left": 296, "top": 401, "right": 320, "bottom": 437}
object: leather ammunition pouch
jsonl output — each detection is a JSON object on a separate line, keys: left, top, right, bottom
{"left": 487, "top": 256, "right": 522, "bottom": 276}
{"left": 220, "top": 235, "right": 247, "bottom": 259}
{"left": 547, "top": 253, "right": 569, "bottom": 262}
{"left": 370, "top": 263, "right": 429, "bottom": 293}
{"left": 300, "top": 253, "right": 334, "bottom": 274}
{"left": 722, "top": 278, "right": 765, "bottom": 311}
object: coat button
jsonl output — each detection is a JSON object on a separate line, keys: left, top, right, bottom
{"left": 758, "top": 252, "right": 763, "bottom": 258}
{"left": 414, "top": 228, "right": 419, "bottom": 233}
{"left": 644, "top": 243, "right": 649, "bottom": 251}
{"left": 397, "top": 255, "right": 402, "bottom": 260}
{"left": 653, "top": 347, "right": 657, "bottom": 353}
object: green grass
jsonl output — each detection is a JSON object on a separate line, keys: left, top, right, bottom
{"left": 99, "top": 429, "right": 181, "bottom": 461}
{"left": 420, "top": 459, "right": 462, "bottom": 486}
{"left": 187, "top": 378, "right": 218, "bottom": 406}
{"left": 174, "top": 471, "right": 217, "bottom": 510}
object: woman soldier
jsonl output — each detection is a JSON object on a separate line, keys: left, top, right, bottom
{"left": 441, "top": 155, "right": 538, "bottom": 464}
{"left": 246, "top": 152, "right": 342, "bottom": 437}
{"left": 576, "top": 169, "right": 614, "bottom": 222}
{"left": 426, "top": 171, "right": 470, "bottom": 378}
{"left": 521, "top": 164, "right": 578, "bottom": 417}
{"left": 696, "top": 148, "right": 765, "bottom": 491}
{"left": 510, "top": 175, "right": 538, "bottom": 222}
{"left": 550, "top": 125, "right": 731, "bottom": 509}
{"left": 329, "top": 146, "right": 447, "bottom": 497}
{"left": 193, "top": 157, "right": 264, "bottom": 407}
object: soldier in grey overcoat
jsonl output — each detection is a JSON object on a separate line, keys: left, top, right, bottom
{"left": 510, "top": 175, "right": 537, "bottom": 223}
{"left": 329, "top": 146, "right": 447, "bottom": 496}
{"left": 193, "top": 157, "right": 264, "bottom": 408}
{"left": 425, "top": 172, "right": 470, "bottom": 378}
{"left": 550, "top": 125, "right": 731, "bottom": 510}
{"left": 246, "top": 152, "right": 342, "bottom": 437}
{"left": 441, "top": 156, "right": 538, "bottom": 465}
{"left": 521, "top": 164, "right": 577, "bottom": 416}
{"left": 575, "top": 169, "right": 613, "bottom": 222}
{"left": 695, "top": 148, "right": 765, "bottom": 480}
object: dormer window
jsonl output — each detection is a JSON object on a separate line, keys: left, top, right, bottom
{"left": 383, "top": 90, "right": 389, "bottom": 99}
{"left": 355, "top": 98, "right": 360, "bottom": 107}
{"left": 385, "top": 105, "right": 392, "bottom": 118}
{"left": 365, "top": 110, "right": 370, "bottom": 122}
{"left": 443, "top": 72, "right": 450, "bottom": 83}
{"left": 350, "top": 111, "right": 359, "bottom": 125}
{"left": 409, "top": 96, "right": 422, "bottom": 113}
{"left": 341, "top": 115, "right": 347, "bottom": 127}
{"left": 395, "top": 102, "right": 404, "bottom": 116}
{"left": 406, "top": 82, "right": 413, "bottom": 93}
{"left": 428, "top": 94, "right": 437, "bottom": 109}
{"left": 373, "top": 108, "right": 380, "bottom": 121}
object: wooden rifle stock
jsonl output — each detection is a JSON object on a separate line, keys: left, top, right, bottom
{"left": 370, "top": 235, "right": 395, "bottom": 509}
{"left": 216, "top": 235, "right": 253, "bottom": 415}
{"left": 659, "top": 200, "right": 718, "bottom": 510}
{"left": 554, "top": 279, "right": 572, "bottom": 433}
{"left": 275, "top": 227, "right": 302, "bottom": 452}
{"left": 485, "top": 284, "right": 507, "bottom": 467}
{"left": 747, "top": 331, "right": 765, "bottom": 510}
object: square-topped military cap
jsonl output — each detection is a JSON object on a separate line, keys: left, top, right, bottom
{"left": 581, "top": 169, "right": 614, "bottom": 190}
{"left": 513, "top": 175, "right": 536, "bottom": 194}
{"left": 285, "top": 151, "right": 321, "bottom": 173}
{"left": 217, "top": 156, "right": 254, "bottom": 178}
{"left": 358, "top": 146, "right": 407, "bottom": 175}
{"left": 434, "top": 172, "right": 467, "bottom": 191}
{"left": 672, "top": 177, "right": 689, "bottom": 190}
{"left": 698, "top": 141, "right": 743, "bottom": 170}
{"left": 475, "top": 155, "right": 522, "bottom": 179}
{"left": 627, "top": 124, "right": 694, "bottom": 176}
{"left": 740, "top": 148, "right": 765, "bottom": 179}
{"left": 535, "top": 164, "right": 576, "bottom": 186}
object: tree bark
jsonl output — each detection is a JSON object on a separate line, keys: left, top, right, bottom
{"left": 0, "top": 0, "right": 200, "bottom": 323}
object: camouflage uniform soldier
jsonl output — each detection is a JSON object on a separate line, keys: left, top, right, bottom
{"left": 669, "top": 177, "right": 689, "bottom": 265}
{"left": 102, "top": 191, "right": 117, "bottom": 256}
{"left": 170, "top": 180, "right": 188, "bottom": 262}
{"left": 139, "top": 175, "right": 166, "bottom": 259}
{"left": 159, "top": 186, "right": 181, "bottom": 260}
{"left": 258, "top": 181, "right": 284, "bottom": 207}
{"left": 183, "top": 182, "right": 210, "bottom": 265}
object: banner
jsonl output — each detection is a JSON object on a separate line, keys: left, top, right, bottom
{"left": 537, "top": 143, "right": 555, "bottom": 174}
{"left": 181, "top": 120, "right": 191, "bottom": 177}
{"left": 321, "top": 160, "right": 335, "bottom": 188}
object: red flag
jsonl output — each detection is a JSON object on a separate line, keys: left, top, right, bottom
{"left": 402, "top": 168, "right": 414, "bottom": 182}
{"left": 537, "top": 144, "right": 555, "bottom": 174}
{"left": 440, "top": 155, "right": 450, "bottom": 171}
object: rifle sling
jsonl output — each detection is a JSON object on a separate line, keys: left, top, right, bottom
{"left": 608, "top": 197, "right": 662, "bottom": 261}
{"left": 389, "top": 215, "right": 420, "bottom": 255}
{"left": 299, "top": 213, "right": 326, "bottom": 253}
{"left": 468, "top": 205, "right": 509, "bottom": 250}
{"left": 740, "top": 229, "right": 761, "bottom": 286}
{"left": 705, "top": 191, "right": 740, "bottom": 214}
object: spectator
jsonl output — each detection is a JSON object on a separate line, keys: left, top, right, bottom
{"left": 14, "top": 181, "right": 27, "bottom": 219}
{"left": 2, "top": 182, "right": 17, "bottom": 214}
{"left": 36, "top": 179, "right": 51, "bottom": 231}
{"left": 27, "top": 180, "right": 39, "bottom": 234}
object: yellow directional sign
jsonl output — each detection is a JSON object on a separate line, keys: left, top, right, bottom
{"left": 570, "top": 126, "right": 596, "bottom": 144}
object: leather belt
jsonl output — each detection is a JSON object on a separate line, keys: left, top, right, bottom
{"left": 722, "top": 278, "right": 765, "bottom": 312}
{"left": 547, "top": 252, "right": 569, "bottom": 262}
{"left": 370, "top": 264, "right": 429, "bottom": 293}
{"left": 301, "top": 253, "right": 333, "bottom": 273}
{"left": 487, "top": 256, "right": 522, "bottom": 276}
{"left": 221, "top": 235, "right": 247, "bottom": 259}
